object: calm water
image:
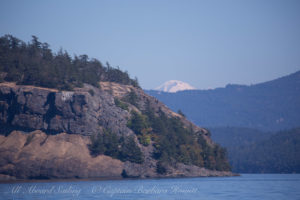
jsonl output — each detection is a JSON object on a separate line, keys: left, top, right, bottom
{"left": 0, "top": 174, "right": 299, "bottom": 200}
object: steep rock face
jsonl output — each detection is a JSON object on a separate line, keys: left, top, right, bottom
{"left": 0, "top": 82, "right": 131, "bottom": 137}
{"left": 0, "top": 82, "right": 233, "bottom": 180}
{"left": 0, "top": 82, "right": 209, "bottom": 138}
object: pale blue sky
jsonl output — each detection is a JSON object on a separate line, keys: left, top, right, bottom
{"left": 0, "top": 0, "right": 299, "bottom": 89}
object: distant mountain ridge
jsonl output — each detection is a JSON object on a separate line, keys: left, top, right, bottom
{"left": 147, "top": 71, "right": 300, "bottom": 131}
{"left": 155, "top": 80, "right": 196, "bottom": 93}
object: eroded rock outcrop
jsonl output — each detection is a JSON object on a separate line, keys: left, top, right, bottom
{"left": 0, "top": 82, "right": 233, "bottom": 180}
{"left": 0, "top": 130, "right": 233, "bottom": 180}
{"left": 0, "top": 130, "right": 123, "bottom": 179}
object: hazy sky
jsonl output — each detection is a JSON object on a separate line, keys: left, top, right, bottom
{"left": 1, "top": 0, "right": 300, "bottom": 89}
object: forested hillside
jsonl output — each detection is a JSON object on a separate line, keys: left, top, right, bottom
{"left": 210, "top": 127, "right": 273, "bottom": 149}
{"left": 211, "top": 127, "right": 300, "bottom": 173}
{"left": 147, "top": 71, "right": 300, "bottom": 131}
{"left": 0, "top": 35, "right": 139, "bottom": 90}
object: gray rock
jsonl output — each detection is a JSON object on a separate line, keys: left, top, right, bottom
{"left": 0, "top": 83, "right": 133, "bottom": 137}
{"left": 0, "top": 82, "right": 234, "bottom": 180}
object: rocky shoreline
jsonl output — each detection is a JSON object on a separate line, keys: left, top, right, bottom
{"left": 0, "top": 131, "right": 236, "bottom": 181}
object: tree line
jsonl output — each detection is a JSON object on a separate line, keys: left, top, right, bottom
{"left": 0, "top": 35, "right": 139, "bottom": 90}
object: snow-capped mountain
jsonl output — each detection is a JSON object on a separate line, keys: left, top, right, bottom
{"left": 155, "top": 80, "right": 196, "bottom": 93}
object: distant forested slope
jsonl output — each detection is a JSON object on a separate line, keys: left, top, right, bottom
{"left": 147, "top": 71, "right": 300, "bottom": 131}
{"left": 210, "top": 127, "right": 300, "bottom": 173}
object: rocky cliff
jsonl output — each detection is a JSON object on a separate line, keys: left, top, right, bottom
{"left": 0, "top": 82, "right": 131, "bottom": 136}
{"left": 0, "top": 82, "right": 233, "bottom": 180}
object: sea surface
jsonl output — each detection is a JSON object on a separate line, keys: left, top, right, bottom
{"left": 0, "top": 174, "right": 299, "bottom": 200}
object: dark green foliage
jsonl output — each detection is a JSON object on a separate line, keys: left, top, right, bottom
{"left": 89, "top": 129, "right": 144, "bottom": 164}
{"left": 127, "top": 111, "right": 150, "bottom": 135}
{"left": 197, "top": 134, "right": 231, "bottom": 171}
{"left": 119, "top": 136, "right": 144, "bottom": 164}
{"left": 89, "top": 129, "right": 119, "bottom": 158}
{"left": 127, "top": 111, "right": 152, "bottom": 146}
{"left": 152, "top": 114, "right": 200, "bottom": 166}
{"left": 104, "top": 63, "right": 139, "bottom": 87}
{"left": 0, "top": 35, "right": 139, "bottom": 90}
{"left": 126, "top": 102, "right": 231, "bottom": 171}
{"left": 114, "top": 98, "right": 128, "bottom": 111}
{"left": 123, "top": 90, "right": 139, "bottom": 107}
{"left": 138, "top": 134, "right": 151, "bottom": 146}
{"left": 131, "top": 77, "right": 140, "bottom": 88}
{"left": 212, "top": 127, "right": 300, "bottom": 173}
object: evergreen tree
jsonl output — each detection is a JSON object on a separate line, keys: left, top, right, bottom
{"left": 0, "top": 35, "right": 140, "bottom": 90}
